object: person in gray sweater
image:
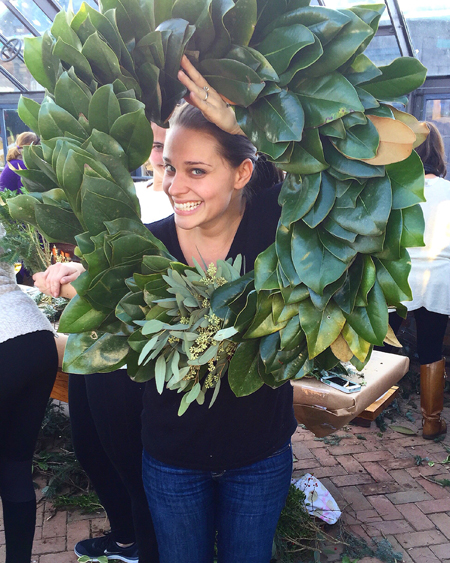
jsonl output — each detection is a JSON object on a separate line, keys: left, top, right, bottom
{"left": 0, "top": 224, "right": 58, "bottom": 563}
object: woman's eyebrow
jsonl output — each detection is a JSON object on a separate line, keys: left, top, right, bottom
{"left": 163, "top": 156, "right": 212, "bottom": 167}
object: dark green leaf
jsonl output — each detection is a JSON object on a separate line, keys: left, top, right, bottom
{"left": 24, "top": 34, "right": 56, "bottom": 92}
{"left": 59, "top": 294, "right": 110, "bottom": 333}
{"left": 361, "top": 57, "right": 427, "bottom": 100}
{"left": 88, "top": 85, "right": 121, "bottom": 134}
{"left": 109, "top": 109, "right": 154, "bottom": 171}
{"left": 81, "top": 31, "right": 121, "bottom": 83}
{"left": 223, "top": 0, "right": 257, "bottom": 47}
{"left": 63, "top": 332, "right": 129, "bottom": 373}
{"left": 318, "top": 228, "right": 357, "bottom": 264}
{"left": 17, "top": 96, "right": 40, "bottom": 135}
{"left": 275, "top": 224, "right": 301, "bottom": 285}
{"left": 279, "top": 172, "right": 321, "bottom": 227}
{"left": 235, "top": 107, "right": 289, "bottom": 159}
{"left": 387, "top": 151, "right": 425, "bottom": 210}
{"left": 199, "top": 59, "right": 264, "bottom": 107}
{"left": 228, "top": 339, "right": 263, "bottom": 397}
{"left": 249, "top": 90, "right": 304, "bottom": 143}
{"left": 344, "top": 53, "right": 382, "bottom": 86}
{"left": 375, "top": 250, "right": 412, "bottom": 305}
{"left": 334, "top": 119, "right": 379, "bottom": 160}
{"left": 293, "top": 72, "right": 364, "bottom": 128}
{"left": 344, "top": 279, "right": 388, "bottom": 346}
{"left": 401, "top": 205, "right": 425, "bottom": 248}
{"left": 278, "top": 35, "right": 323, "bottom": 87}
{"left": 35, "top": 204, "right": 83, "bottom": 244}
{"left": 257, "top": 24, "right": 315, "bottom": 75}
{"left": 333, "top": 257, "right": 364, "bottom": 314}
{"left": 292, "top": 221, "right": 347, "bottom": 295}
{"left": 298, "top": 298, "right": 346, "bottom": 358}
{"left": 281, "top": 130, "right": 328, "bottom": 175}
{"left": 374, "top": 209, "right": 402, "bottom": 261}
{"left": 303, "top": 171, "right": 336, "bottom": 228}
{"left": 54, "top": 71, "right": 92, "bottom": 121}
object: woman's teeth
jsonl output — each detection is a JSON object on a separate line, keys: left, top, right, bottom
{"left": 175, "top": 201, "right": 201, "bottom": 211}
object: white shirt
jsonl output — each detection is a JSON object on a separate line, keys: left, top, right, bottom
{"left": 405, "top": 176, "right": 450, "bottom": 314}
{"left": 134, "top": 179, "right": 173, "bottom": 224}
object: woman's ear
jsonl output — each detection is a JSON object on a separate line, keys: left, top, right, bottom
{"left": 234, "top": 158, "right": 254, "bottom": 191}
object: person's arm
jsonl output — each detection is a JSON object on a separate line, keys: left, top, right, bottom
{"left": 33, "top": 262, "right": 85, "bottom": 299}
{"left": 177, "top": 55, "right": 245, "bottom": 136}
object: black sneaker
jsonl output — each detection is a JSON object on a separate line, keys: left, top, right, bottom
{"left": 74, "top": 533, "right": 139, "bottom": 562}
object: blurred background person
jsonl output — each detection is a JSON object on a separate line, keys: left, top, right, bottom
{"left": 134, "top": 123, "right": 173, "bottom": 223}
{"left": 389, "top": 122, "right": 449, "bottom": 440}
{"left": 0, "top": 223, "right": 58, "bottom": 563}
{"left": 0, "top": 132, "right": 39, "bottom": 193}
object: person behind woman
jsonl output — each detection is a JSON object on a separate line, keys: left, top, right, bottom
{"left": 0, "top": 223, "right": 58, "bottom": 563}
{"left": 0, "top": 132, "right": 39, "bottom": 193}
{"left": 389, "top": 122, "right": 449, "bottom": 439}
{"left": 134, "top": 123, "right": 173, "bottom": 223}
{"left": 137, "top": 57, "right": 295, "bottom": 563}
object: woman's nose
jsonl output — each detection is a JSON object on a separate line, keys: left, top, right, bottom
{"left": 166, "top": 173, "right": 188, "bottom": 196}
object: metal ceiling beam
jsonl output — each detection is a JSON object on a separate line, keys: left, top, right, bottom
{"left": 32, "top": 0, "right": 60, "bottom": 21}
{"left": 384, "top": 0, "right": 415, "bottom": 57}
{"left": 0, "top": 64, "right": 28, "bottom": 92}
{"left": 3, "top": 1, "right": 40, "bottom": 36}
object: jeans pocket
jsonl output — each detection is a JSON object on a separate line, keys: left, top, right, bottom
{"left": 266, "top": 440, "right": 291, "bottom": 459}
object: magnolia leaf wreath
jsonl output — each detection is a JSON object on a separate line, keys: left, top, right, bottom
{"left": 9, "top": 0, "right": 428, "bottom": 414}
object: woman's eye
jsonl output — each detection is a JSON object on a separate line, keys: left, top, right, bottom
{"left": 191, "top": 168, "right": 205, "bottom": 176}
{"left": 164, "top": 164, "right": 175, "bottom": 173}
{"left": 153, "top": 143, "right": 164, "bottom": 151}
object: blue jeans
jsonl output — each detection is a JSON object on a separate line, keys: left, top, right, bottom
{"left": 142, "top": 442, "right": 293, "bottom": 563}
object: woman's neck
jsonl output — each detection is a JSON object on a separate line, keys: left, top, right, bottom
{"left": 176, "top": 195, "right": 246, "bottom": 266}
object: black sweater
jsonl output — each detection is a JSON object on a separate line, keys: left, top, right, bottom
{"left": 143, "top": 184, "right": 297, "bottom": 470}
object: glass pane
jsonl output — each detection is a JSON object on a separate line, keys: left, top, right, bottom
{"left": 397, "top": 0, "right": 450, "bottom": 76}
{"left": 0, "top": 68, "right": 20, "bottom": 93}
{"left": 56, "top": 0, "right": 98, "bottom": 12}
{"left": 0, "top": 3, "right": 33, "bottom": 39}
{"left": 365, "top": 33, "right": 401, "bottom": 67}
{"left": 1, "top": 57, "right": 41, "bottom": 90}
{"left": 424, "top": 97, "right": 450, "bottom": 180}
{"left": 10, "top": 0, "right": 52, "bottom": 34}
{"left": 322, "top": 0, "right": 390, "bottom": 23}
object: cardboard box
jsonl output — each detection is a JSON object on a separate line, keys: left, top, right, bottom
{"left": 292, "top": 351, "right": 409, "bottom": 437}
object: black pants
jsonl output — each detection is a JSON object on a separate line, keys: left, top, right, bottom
{"left": 0, "top": 331, "right": 57, "bottom": 563}
{"left": 389, "top": 307, "right": 449, "bottom": 365}
{"left": 69, "top": 370, "right": 158, "bottom": 562}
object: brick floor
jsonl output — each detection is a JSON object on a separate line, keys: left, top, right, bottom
{"left": 0, "top": 393, "right": 449, "bottom": 562}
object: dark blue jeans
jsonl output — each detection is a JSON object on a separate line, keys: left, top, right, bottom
{"left": 142, "top": 442, "right": 293, "bottom": 563}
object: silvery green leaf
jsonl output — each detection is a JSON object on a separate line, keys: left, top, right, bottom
{"left": 186, "top": 382, "right": 201, "bottom": 404}
{"left": 178, "top": 393, "right": 190, "bottom": 416}
{"left": 233, "top": 255, "right": 243, "bottom": 275}
{"left": 171, "top": 350, "right": 180, "bottom": 381}
{"left": 184, "top": 270, "right": 203, "bottom": 282}
{"left": 184, "top": 296, "right": 200, "bottom": 307}
{"left": 209, "top": 378, "right": 221, "bottom": 409}
{"left": 188, "top": 345, "right": 219, "bottom": 366}
{"left": 138, "top": 335, "right": 159, "bottom": 365}
{"left": 149, "top": 333, "right": 169, "bottom": 360}
{"left": 142, "top": 319, "right": 165, "bottom": 335}
{"left": 196, "top": 389, "right": 205, "bottom": 405}
{"left": 192, "top": 257, "right": 206, "bottom": 276}
{"left": 154, "top": 298, "right": 178, "bottom": 308}
{"left": 214, "top": 327, "right": 238, "bottom": 341}
{"left": 183, "top": 334, "right": 192, "bottom": 358}
{"left": 155, "top": 355, "right": 166, "bottom": 394}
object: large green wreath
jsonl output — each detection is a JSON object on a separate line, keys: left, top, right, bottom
{"left": 9, "top": 0, "right": 428, "bottom": 409}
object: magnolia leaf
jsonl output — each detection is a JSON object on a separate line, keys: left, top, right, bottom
{"left": 223, "top": 0, "right": 257, "bottom": 46}
{"left": 361, "top": 57, "right": 427, "bottom": 100}
{"left": 254, "top": 243, "right": 279, "bottom": 291}
{"left": 344, "top": 53, "right": 382, "bottom": 87}
{"left": 384, "top": 325, "right": 402, "bottom": 348}
{"left": 228, "top": 339, "right": 264, "bottom": 397}
{"left": 401, "top": 205, "right": 425, "bottom": 248}
{"left": 359, "top": 115, "right": 416, "bottom": 165}
{"left": 18, "top": 96, "right": 40, "bottom": 134}
{"left": 58, "top": 294, "right": 110, "bottom": 333}
{"left": 109, "top": 109, "right": 154, "bottom": 171}
{"left": 298, "top": 298, "right": 346, "bottom": 358}
{"left": 387, "top": 151, "right": 425, "bottom": 210}
{"left": 281, "top": 130, "right": 328, "bottom": 175}
{"left": 7, "top": 194, "right": 39, "bottom": 227}
{"left": 88, "top": 85, "right": 121, "bottom": 134}
{"left": 248, "top": 90, "right": 304, "bottom": 143}
{"left": 344, "top": 279, "right": 388, "bottom": 346}
{"left": 35, "top": 204, "right": 83, "bottom": 244}
{"left": 388, "top": 106, "right": 430, "bottom": 149}
{"left": 389, "top": 425, "right": 417, "bottom": 436}
{"left": 199, "top": 59, "right": 264, "bottom": 107}
{"left": 334, "top": 119, "right": 379, "bottom": 160}
{"left": 293, "top": 72, "right": 364, "bottom": 128}
{"left": 279, "top": 172, "right": 320, "bottom": 227}
{"left": 62, "top": 332, "right": 129, "bottom": 374}
{"left": 341, "top": 322, "right": 371, "bottom": 362}
{"left": 24, "top": 35, "right": 56, "bottom": 92}
{"left": 52, "top": 37, "right": 95, "bottom": 84}
{"left": 374, "top": 251, "right": 412, "bottom": 305}
{"left": 257, "top": 24, "right": 315, "bottom": 75}
{"left": 303, "top": 171, "right": 336, "bottom": 228}
{"left": 330, "top": 334, "right": 354, "bottom": 362}
{"left": 292, "top": 221, "right": 347, "bottom": 296}
{"left": 275, "top": 224, "right": 301, "bottom": 286}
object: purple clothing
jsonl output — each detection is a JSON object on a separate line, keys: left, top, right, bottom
{"left": 0, "top": 159, "right": 24, "bottom": 193}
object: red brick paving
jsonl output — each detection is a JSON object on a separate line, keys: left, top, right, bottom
{"left": 0, "top": 401, "right": 449, "bottom": 562}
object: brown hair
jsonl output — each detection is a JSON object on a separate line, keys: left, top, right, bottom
{"left": 415, "top": 122, "right": 447, "bottom": 178}
{"left": 169, "top": 103, "right": 283, "bottom": 198}
{"left": 6, "top": 131, "right": 39, "bottom": 162}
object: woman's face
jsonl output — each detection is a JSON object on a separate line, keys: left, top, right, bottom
{"left": 162, "top": 126, "right": 252, "bottom": 232}
{"left": 149, "top": 124, "right": 167, "bottom": 187}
